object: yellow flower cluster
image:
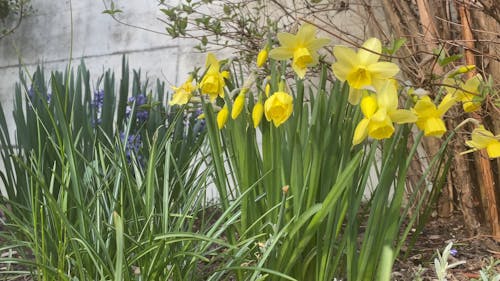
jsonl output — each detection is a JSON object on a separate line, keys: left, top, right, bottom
{"left": 167, "top": 22, "right": 494, "bottom": 158}
{"left": 352, "top": 80, "right": 416, "bottom": 145}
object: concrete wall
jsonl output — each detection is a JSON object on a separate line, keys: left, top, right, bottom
{"left": 0, "top": 0, "right": 205, "bottom": 133}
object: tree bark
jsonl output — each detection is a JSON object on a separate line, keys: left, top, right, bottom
{"left": 379, "top": 0, "right": 500, "bottom": 237}
{"left": 457, "top": 0, "right": 500, "bottom": 240}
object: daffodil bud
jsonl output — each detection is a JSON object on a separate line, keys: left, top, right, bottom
{"left": 448, "top": 65, "right": 476, "bottom": 78}
{"left": 252, "top": 101, "right": 264, "bottom": 128}
{"left": 457, "top": 65, "right": 476, "bottom": 74}
{"left": 231, "top": 93, "right": 246, "bottom": 119}
{"left": 256, "top": 48, "right": 268, "bottom": 68}
{"left": 217, "top": 105, "right": 229, "bottom": 129}
{"left": 282, "top": 185, "right": 289, "bottom": 194}
{"left": 265, "top": 83, "right": 271, "bottom": 97}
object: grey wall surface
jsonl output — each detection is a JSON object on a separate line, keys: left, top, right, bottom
{"left": 0, "top": 0, "right": 205, "bottom": 136}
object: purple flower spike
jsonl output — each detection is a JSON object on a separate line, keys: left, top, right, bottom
{"left": 126, "top": 94, "right": 149, "bottom": 123}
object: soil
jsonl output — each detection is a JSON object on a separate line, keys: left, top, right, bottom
{"left": 393, "top": 212, "right": 500, "bottom": 280}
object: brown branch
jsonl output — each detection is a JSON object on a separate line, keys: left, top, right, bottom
{"left": 476, "top": 0, "right": 500, "bottom": 24}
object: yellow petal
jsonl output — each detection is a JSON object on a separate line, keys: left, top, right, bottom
{"left": 332, "top": 46, "right": 359, "bottom": 81}
{"left": 437, "top": 93, "right": 457, "bottom": 116}
{"left": 469, "top": 126, "right": 495, "bottom": 148}
{"left": 169, "top": 91, "right": 191, "bottom": 105}
{"left": 307, "top": 38, "right": 331, "bottom": 51}
{"left": 296, "top": 23, "right": 317, "bottom": 45}
{"left": 442, "top": 77, "right": 461, "bottom": 96}
{"left": 206, "top": 53, "right": 219, "bottom": 69}
{"left": 269, "top": 47, "right": 294, "bottom": 60}
{"left": 277, "top": 32, "right": 296, "bottom": 48}
{"left": 371, "top": 108, "right": 388, "bottom": 123}
{"left": 414, "top": 96, "right": 437, "bottom": 118}
{"left": 463, "top": 74, "right": 482, "bottom": 93}
{"left": 358, "top": 38, "right": 382, "bottom": 65}
{"left": 367, "top": 62, "right": 400, "bottom": 79}
{"left": 360, "top": 95, "right": 378, "bottom": 118}
{"left": 462, "top": 99, "right": 481, "bottom": 113}
{"left": 486, "top": 141, "right": 500, "bottom": 158}
{"left": 376, "top": 80, "right": 398, "bottom": 111}
{"left": 389, "top": 110, "right": 417, "bottom": 124}
{"left": 465, "top": 139, "right": 481, "bottom": 151}
{"left": 353, "top": 118, "right": 369, "bottom": 145}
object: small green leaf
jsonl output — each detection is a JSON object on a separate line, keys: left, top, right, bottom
{"left": 102, "top": 9, "right": 122, "bottom": 15}
{"left": 223, "top": 4, "right": 231, "bottom": 15}
{"left": 391, "top": 38, "right": 406, "bottom": 54}
{"left": 438, "top": 54, "right": 463, "bottom": 67}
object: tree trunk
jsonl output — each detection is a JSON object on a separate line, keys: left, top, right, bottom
{"left": 380, "top": 0, "right": 499, "bottom": 239}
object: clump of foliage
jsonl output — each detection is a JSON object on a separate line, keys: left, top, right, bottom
{"left": 0, "top": 0, "right": 33, "bottom": 39}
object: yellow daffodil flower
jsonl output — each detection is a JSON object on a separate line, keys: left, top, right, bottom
{"left": 332, "top": 38, "right": 400, "bottom": 104}
{"left": 200, "top": 53, "right": 230, "bottom": 102}
{"left": 463, "top": 125, "right": 500, "bottom": 158}
{"left": 264, "top": 91, "right": 293, "bottom": 127}
{"left": 412, "top": 93, "right": 456, "bottom": 137}
{"left": 256, "top": 47, "right": 268, "bottom": 68}
{"left": 169, "top": 76, "right": 196, "bottom": 105}
{"left": 269, "top": 23, "right": 330, "bottom": 79}
{"left": 217, "top": 104, "right": 229, "bottom": 129}
{"left": 443, "top": 74, "right": 482, "bottom": 112}
{"left": 231, "top": 89, "right": 246, "bottom": 119}
{"left": 252, "top": 100, "right": 264, "bottom": 128}
{"left": 352, "top": 81, "right": 416, "bottom": 145}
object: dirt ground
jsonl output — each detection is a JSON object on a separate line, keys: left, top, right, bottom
{"left": 393, "top": 212, "right": 500, "bottom": 280}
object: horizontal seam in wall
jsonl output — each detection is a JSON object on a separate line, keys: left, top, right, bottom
{"left": 0, "top": 44, "right": 180, "bottom": 70}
